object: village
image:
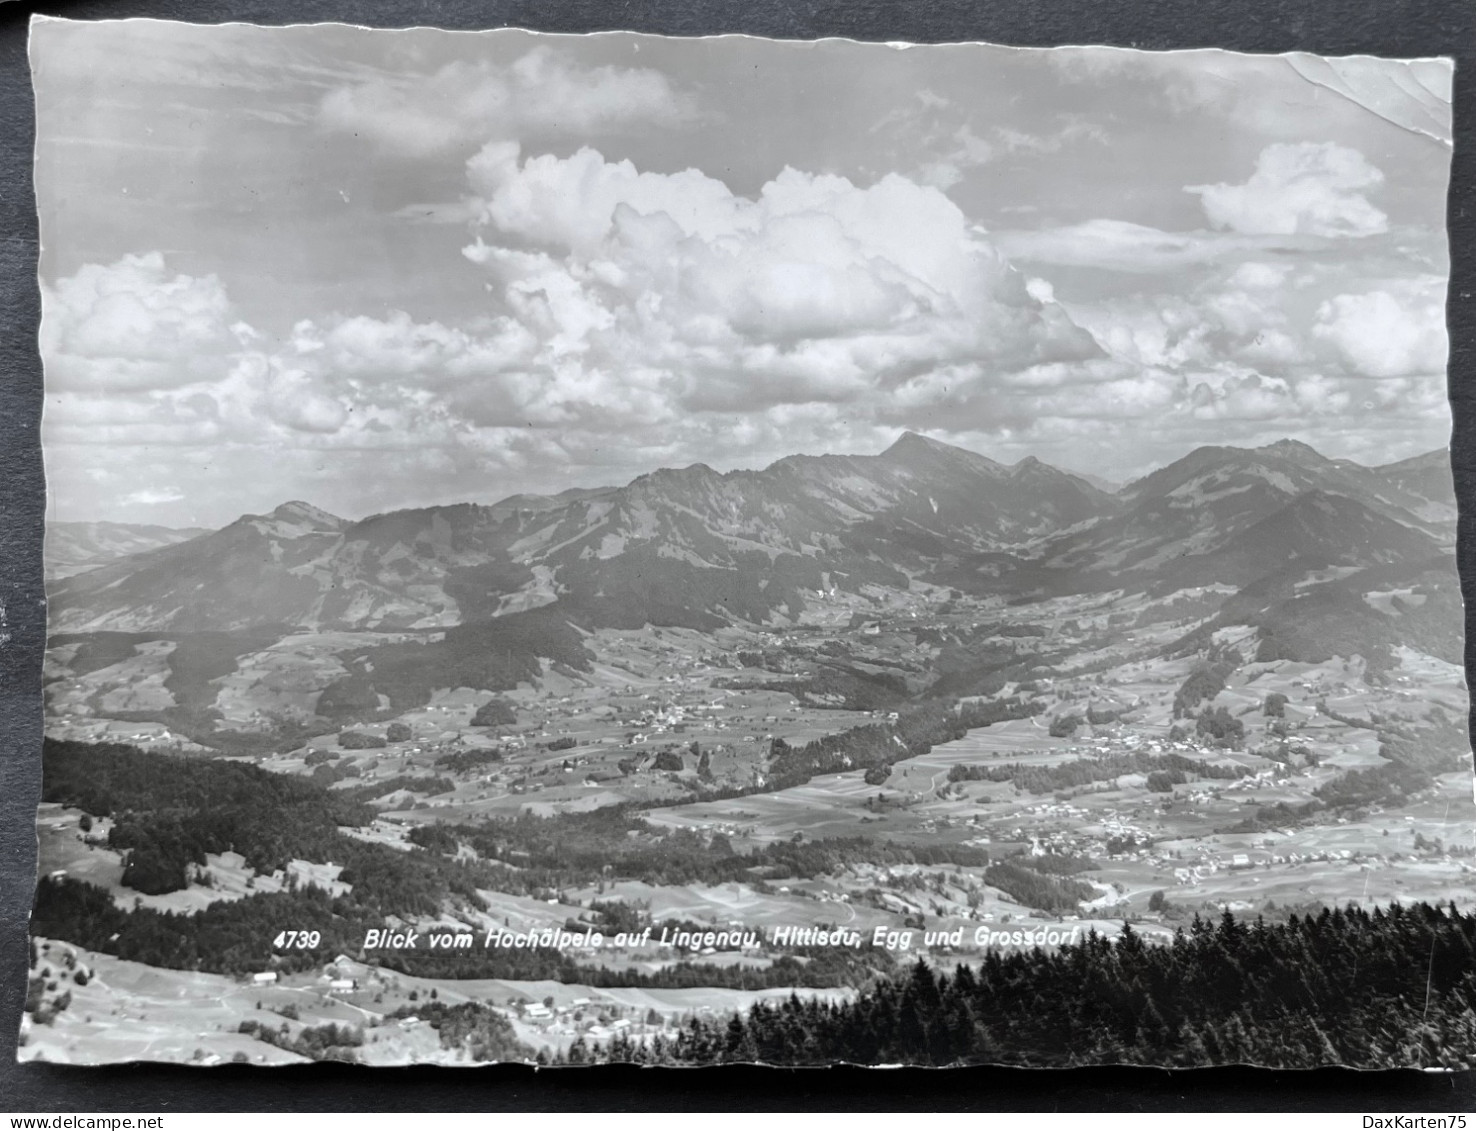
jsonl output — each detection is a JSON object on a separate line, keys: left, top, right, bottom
{"left": 30, "top": 575, "right": 1476, "bottom": 1068}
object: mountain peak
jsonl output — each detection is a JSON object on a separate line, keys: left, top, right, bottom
{"left": 266, "top": 500, "right": 345, "bottom": 531}
{"left": 883, "top": 431, "right": 957, "bottom": 458}
{"left": 880, "top": 431, "right": 1005, "bottom": 470}
{"left": 1257, "top": 438, "right": 1328, "bottom": 464}
{"left": 630, "top": 462, "right": 721, "bottom": 488}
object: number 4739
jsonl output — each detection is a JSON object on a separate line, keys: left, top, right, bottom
{"left": 272, "top": 930, "right": 322, "bottom": 949}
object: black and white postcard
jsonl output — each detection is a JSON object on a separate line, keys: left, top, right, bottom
{"left": 22, "top": 19, "right": 1471, "bottom": 1070}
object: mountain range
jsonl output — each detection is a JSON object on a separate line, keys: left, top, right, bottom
{"left": 47, "top": 434, "right": 1456, "bottom": 639}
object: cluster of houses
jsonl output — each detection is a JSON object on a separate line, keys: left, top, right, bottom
{"left": 249, "top": 958, "right": 392, "bottom": 997}
{"left": 44, "top": 718, "right": 188, "bottom": 750}
{"left": 1168, "top": 846, "right": 1388, "bottom": 887}
{"left": 515, "top": 996, "right": 716, "bottom": 1047}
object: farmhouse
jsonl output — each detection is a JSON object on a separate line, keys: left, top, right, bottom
{"left": 585, "top": 770, "right": 624, "bottom": 785}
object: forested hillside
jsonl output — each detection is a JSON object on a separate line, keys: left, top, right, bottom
{"left": 575, "top": 903, "right": 1476, "bottom": 1069}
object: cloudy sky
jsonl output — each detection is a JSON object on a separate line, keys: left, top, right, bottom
{"left": 32, "top": 20, "right": 1453, "bottom": 526}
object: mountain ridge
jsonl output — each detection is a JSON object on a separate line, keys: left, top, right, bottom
{"left": 47, "top": 436, "right": 1456, "bottom": 636}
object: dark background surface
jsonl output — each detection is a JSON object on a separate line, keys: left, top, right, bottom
{"left": 3, "top": 0, "right": 1475, "bottom": 1112}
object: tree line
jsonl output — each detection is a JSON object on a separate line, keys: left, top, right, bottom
{"left": 569, "top": 902, "right": 1476, "bottom": 1070}
{"left": 947, "top": 748, "right": 1248, "bottom": 793}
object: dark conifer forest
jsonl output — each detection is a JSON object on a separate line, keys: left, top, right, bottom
{"left": 570, "top": 904, "right": 1476, "bottom": 1069}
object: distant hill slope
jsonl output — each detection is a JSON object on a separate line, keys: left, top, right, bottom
{"left": 1371, "top": 448, "right": 1460, "bottom": 528}
{"left": 45, "top": 521, "right": 210, "bottom": 579}
{"left": 1123, "top": 440, "right": 1454, "bottom": 539}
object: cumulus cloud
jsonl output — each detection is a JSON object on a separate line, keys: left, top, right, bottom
{"left": 318, "top": 47, "right": 695, "bottom": 156}
{"left": 459, "top": 143, "right": 1100, "bottom": 431}
{"left": 41, "top": 255, "right": 516, "bottom": 450}
{"left": 994, "top": 122, "right": 1445, "bottom": 453}
{"left": 1186, "top": 142, "right": 1388, "bottom": 238}
{"left": 466, "top": 141, "right": 744, "bottom": 253}
{"left": 1055, "top": 254, "right": 1330, "bottom": 379}
{"left": 1023, "top": 236, "right": 1449, "bottom": 473}
{"left": 35, "top": 32, "right": 1457, "bottom": 525}
{"left": 1313, "top": 277, "right": 1448, "bottom": 378}
{"left": 44, "top": 150, "right": 1115, "bottom": 517}
{"left": 40, "top": 157, "right": 1449, "bottom": 524}
{"left": 41, "top": 252, "right": 241, "bottom": 391}
{"left": 257, "top": 357, "right": 351, "bottom": 434}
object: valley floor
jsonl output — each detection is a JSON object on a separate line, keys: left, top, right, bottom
{"left": 29, "top": 569, "right": 1476, "bottom": 1066}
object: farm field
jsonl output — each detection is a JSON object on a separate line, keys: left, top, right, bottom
{"left": 19, "top": 939, "right": 855, "bottom": 1066}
